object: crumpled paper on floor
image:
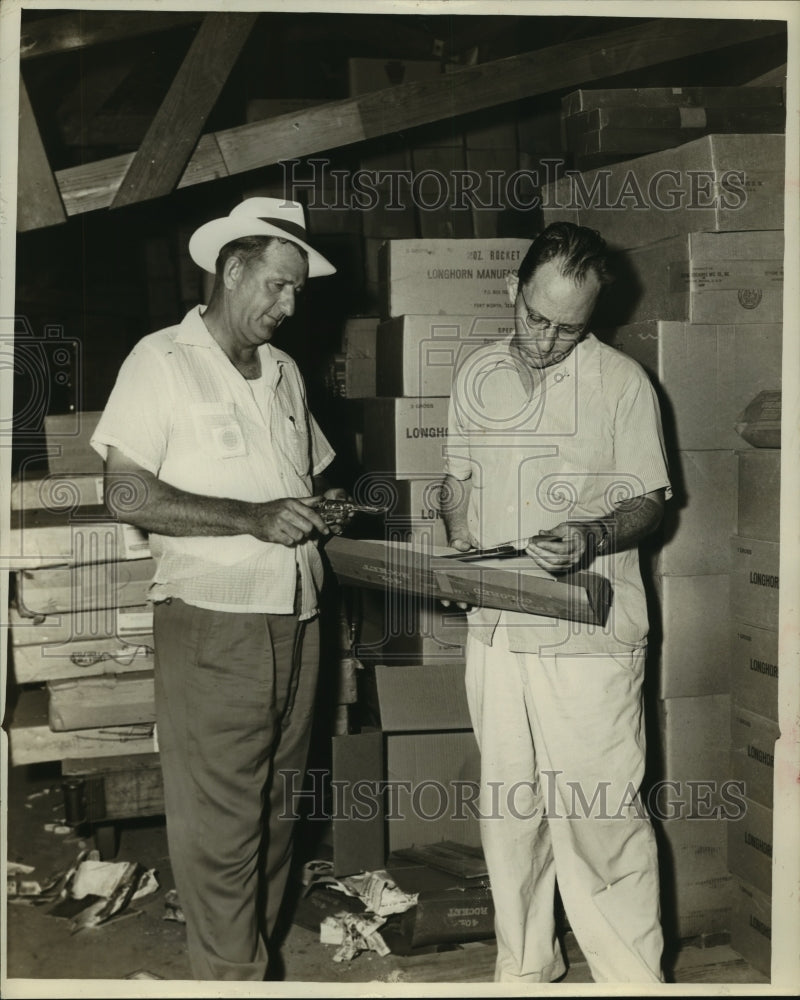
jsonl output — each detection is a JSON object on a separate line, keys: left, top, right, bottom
{"left": 48, "top": 850, "right": 159, "bottom": 932}
{"left": 305, "top": 867, "right": 418, "bottom": 962}
{"left": 321, "top": 910, "right": 391, "bottom": 962}
{"left": 305, "top": 868, "right": 417, "bottom": 918}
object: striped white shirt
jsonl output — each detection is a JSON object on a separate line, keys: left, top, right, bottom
{"left": 91, "top": 306, "right": 334, "bottom": 619}
{"left": 445, "top": 333, "right": 671, "bottom": 653}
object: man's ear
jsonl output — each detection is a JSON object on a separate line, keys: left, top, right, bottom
{"left": 505, "top": 270, "right": 519, "bottom": 306}
{"left": 223, "top": 254, "right": 243, "bottom": 290}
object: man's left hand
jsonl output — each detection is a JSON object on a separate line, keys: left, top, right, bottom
{"left": 525, "top": 522, "right": 593, "bottom": 573}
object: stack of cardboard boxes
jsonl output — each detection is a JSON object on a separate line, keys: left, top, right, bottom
{"left": 559, "top": 86, "right": 785, "bottom": 171}
{"left": 727, "top": 437, "right": 781, "bottom": 976}
{"left": 7, "top": 413, "right": 157, "bottom": 767}
{"left": 544, "top": 108, "right": 784, "bottom": 941}
{"left": 330, "top": 235, "right": 531, "bottom": 866}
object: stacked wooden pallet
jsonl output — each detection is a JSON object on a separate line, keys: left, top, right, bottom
{"left": 7, "top": 429, "right": 157, "bottom": 767}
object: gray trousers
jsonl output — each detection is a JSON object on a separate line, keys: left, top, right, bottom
{"left": 153, "top": 595, "right": 320, "bottom": 981}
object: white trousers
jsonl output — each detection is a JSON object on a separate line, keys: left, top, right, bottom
{"left": 464, "top": 631, "right": 664, "bottom": 984}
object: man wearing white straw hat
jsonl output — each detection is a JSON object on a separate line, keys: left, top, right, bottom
{"left": 92, "top": 197, "right": 345, "bottom": 981}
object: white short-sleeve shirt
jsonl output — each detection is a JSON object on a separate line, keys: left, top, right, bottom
{"left": 91, "top": 306, "right": 334, "bottom": 618}
{"left": 445, "top": 333, "right": 672, "bottom": 653}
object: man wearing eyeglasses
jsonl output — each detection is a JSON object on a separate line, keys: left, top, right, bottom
{"left": 441, "top": 222, "right": 671, "bottom": 984}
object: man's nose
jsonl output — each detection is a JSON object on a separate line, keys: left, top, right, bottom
{"left": 537, "top": 323, "right": 558, "bottom": 352}
{"left": 279, "top": 286, "right": 296, "bottom": 316}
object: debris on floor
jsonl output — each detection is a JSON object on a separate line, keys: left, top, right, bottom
{"left": 298, "top": 864, "right": 418, "bottom": 962}
{"left": 47, "top": 849, "right": 159, "bottom": 933}
{"left": 305, "top": 867, "right": 418, "bottom": 919}
{"left": 321, "top": 910, "right": 392, "bottom": 962}
{"left": 163, "top": 887, "right": 186, "bottom": 923}
{"left": 8, "top": 860, "right": 66, "bottom": 907}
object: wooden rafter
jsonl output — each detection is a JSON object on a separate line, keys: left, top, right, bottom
{"left": 20, "top": 10, "right": 202, "bottom": 60}
{"left": 110, "top": 12, "right": 258, "bottom": 208}
{"left": 26, "top": 16, "right": 785, "bottom": 229}
{"left": 17, "top": 75, "right": 67, "bottom": 231}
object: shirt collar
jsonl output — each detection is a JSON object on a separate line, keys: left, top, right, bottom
{"left": 174, "top": 305, "right": 284, "bottom": 372}
{"left": 491, "top": 330, "right": 598, "bottom": 371}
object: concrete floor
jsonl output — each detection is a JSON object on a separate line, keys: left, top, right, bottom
{"left": 4, "top": 759, "right": 771, "bottom": 995}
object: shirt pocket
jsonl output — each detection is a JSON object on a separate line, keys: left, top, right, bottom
{"left": 278, "top": 410, "right": 312, "bottom": 479}
{"left": 190, "top": 402, "right": 248, "bottom": 460}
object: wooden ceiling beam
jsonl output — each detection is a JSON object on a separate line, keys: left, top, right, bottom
{"left": 17, "top": 75, "right": 67, "bottom": 231}
{"left": 20, "top": 11, "right": 202, "bottom": 60}
{"left": 43, "top": 16, "right": 785, "bottom": 227}
{"left": 110, "top": 12, "right": 258, "bottom": 208}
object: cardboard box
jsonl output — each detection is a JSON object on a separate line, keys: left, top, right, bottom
{"left": 343, "top": 316, "right": 378, "bottom": 357}
{"left": 14, "top": 558, "right": 156, "bottom": 618}
{"left": 665, "top": 872, "right": 734, "bottom": 940}
{"left": 11, "top": 634, "right": 154, "bottom": 685}
{"left": 6, "top": 507, "right": 151, "bottom": 570}
{"left": 564, "top": 105, "right": 786, "bottom": 139}
{"left": 8, "top": 604, "right": 153, "bottom": 647}
{"left": 662, "top": 875, "right": 734, "bottom": 941}
{"left": 542, "top": 134, "right": 785, "bottom": 249}
{"left": 737, "top": 450, "right": 781, "bottom": 542}
{"left": 384, "top": 869, "right": 494, "bottom": 949}
{"left": 730, "top": 536, "right": 780, "bottom": 630}
{"left": 386, "top": 731, "right": 481, "bottom": 853}
{"left": 656, "top": 812, "right": 730, "bottom": 883}
{"left": 331, "top": 661, "right": 478, "bottom": 873}
{"left": 606, "top": 322, "right": 782, "bottom": 451}
{"left": 48, "top": 670, "right": 156, "bottom": 731}
{"left": 375, "top": 662, "right": 470, "bottom": 730}
{"left": 726, "top": 796, "right": 773, "bottom": 895}
{"left": 361, "top": 397, "right": 450, "bottom": 479}
{"left": 561, "top": 87, "right": 785, "bottom": 116}
{"left": 375, "top": 315, "right": 513, "bottom": 398}
{"left": 730, "top": 704, "right": 779, "bottom": 808}
{"left": 623, "top": 231, "right": 784, "bottom": 326}
{"left": 569, "top": 126, "right": 712, "bottom": 159}
{"left": 8, "top": 687, "right": 156, "bottom": 766}
{"left": 324, "top": 537, "right": 613, "bottom": 626}
{"left": 378, "top": 238, "right": 530, "bottom": 319}
{"left": 45, "top": 412, "right": 104, "bottom": 475}
{"left": 356, "top": 589, "right": 466, "bottom": 665}
{"left": 653, "top": 450, "right": 736, "bottom": 576}
{"left": 729, "top": 878, "right": 772, "bottom": 977}
{"left": 735, "top": 389, "right": 781, "bottom": 449}
{"left": 331, "top": 730, "right": 385, "bottom": 876}
{"left": 10, "top": 473, "right": 104, "bottom": 511}
{"left": 731, "top": 623, "right": 779, "bottom": 723}
{"left": 653, "top": 575, "right": 731, "bottom": 698}
{"left": 657, "top": 695, "right": 732, "bottom": 806}
{"left": 385, "top": 477, "right": 450, "bottom": 549}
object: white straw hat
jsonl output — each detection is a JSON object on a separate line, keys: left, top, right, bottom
{"left": 188, "top": 197, "right": 336, "bottom": 277}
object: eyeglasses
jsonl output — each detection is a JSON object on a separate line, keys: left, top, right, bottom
{"left": 518, "top": 288, "right": 586, "bottom": 340}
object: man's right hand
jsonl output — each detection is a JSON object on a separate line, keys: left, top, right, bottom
{"left": 248, "top": 496, "right": 330, "bottom": 546}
